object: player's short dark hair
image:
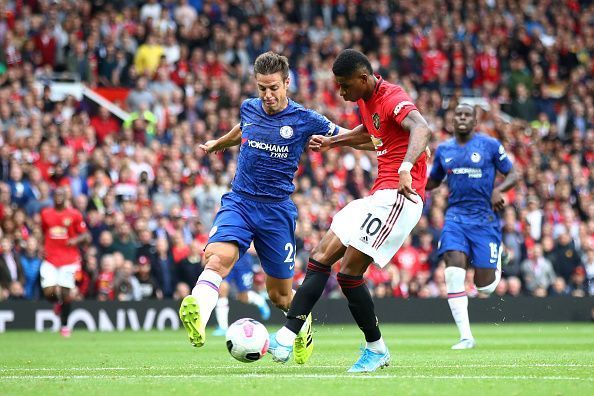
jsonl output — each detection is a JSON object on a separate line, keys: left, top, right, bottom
{"left": 332, "top": 49, "right": 373, "bottom": 77}
{"left": 254, "top": 51, "right": 290, "bottom": 80}
{"left": 457, "top": 103, "right": 476, "bottom": 116}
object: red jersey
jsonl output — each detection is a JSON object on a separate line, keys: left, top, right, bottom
{"left": 357, "top": 76, "right": 427, "bottom": 197}
{"left": 40, "top": 207, "right": 87, "bottom": 266}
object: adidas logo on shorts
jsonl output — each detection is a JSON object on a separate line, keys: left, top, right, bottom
{"left": 360, "top": 235, "right": 369, "bottom": 244}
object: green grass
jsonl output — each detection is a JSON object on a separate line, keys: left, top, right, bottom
{"left": 1, "top": 323, "right": 593, "bottom": 396}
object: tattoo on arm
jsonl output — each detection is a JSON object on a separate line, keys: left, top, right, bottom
{"left": 400, "top": 110, "right": 432, "bottom": 164}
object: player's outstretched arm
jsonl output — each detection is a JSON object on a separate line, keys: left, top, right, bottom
{"left": 399, "top": 110, "right": 432, "bottom": 202}
{"left": 492, "top": 167, "right": 518, "bottom": 211}
{"left": 309, "top": 124, "right": 371, "bottom": 152}
{"left": 199, "top": 123, "right": 242, "bottom": 153}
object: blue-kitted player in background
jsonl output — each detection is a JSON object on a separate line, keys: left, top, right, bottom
{"left": 179, "top": 51, "right": 357, "bottom": 364}
{"left": 212, "top": 247, "right": 271, "bottom": 337}
{"left": 426, "top": 104, "right": 517, "bottom": 349}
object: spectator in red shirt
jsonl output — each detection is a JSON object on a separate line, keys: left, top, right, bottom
{"left": 392, "top": 236, "right": 423, "bottom": 280}
{"left": 422, "top": 36, "right": 448, "bottom": 88}
{"left": 34, "top": 26, "right": 56, "bottom": 68}
{"left": 96, "top": 253, "right": 116, "bottom": 301}
{"left": 90, "top": 107, "right": 121, "bottom": 144}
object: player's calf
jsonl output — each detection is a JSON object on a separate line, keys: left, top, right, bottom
{"left": 267, "top": 288, "right": 292, "bottom": 312}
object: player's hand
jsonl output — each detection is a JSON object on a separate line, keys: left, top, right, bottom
{"left": 308, "top": 135, "right": 331, "bottom": 152}
{"left": 492, "top": 188, "right": 505, "bottom": 211}
{"left": 398, "top": 171, "right": 418, "bottom": 203}
{"left": 65, "top": 238, "right": 76, "bottom": 246}
{"left": 199, "top": 140, "right": 220, "bottom": 154}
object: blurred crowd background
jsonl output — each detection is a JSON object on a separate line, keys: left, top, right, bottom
{"left": 0, "top": 0, "right": 593, "bottom": 303}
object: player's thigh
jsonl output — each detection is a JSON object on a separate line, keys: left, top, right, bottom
{"left": 57, "top": 263, "right": 81, "bottom": 289}
{"left": 207, "top": 192, "right": 255, "bottom": 260}
{"left": 329, "top": 197, "right": 367, "bottom": 247}
{"left": 443, "top": 251, "right": 469, "bottom": 269}
{"left": 348, "top": 190, "right": 423, "bottom": 268}
{"left": 252, "top": 200, "right": 297, "bottom": 280}
{"left": 40, "top": 261, "right": 59, "bottom": 289}
{"left": 438, "top": 221, "right": 471, "bottom": 261}
{"left": 310, "top": 229, "right": 347, "bottom": 266}
{"left": 467, "top": 224, "right": 502, "bottom": 270}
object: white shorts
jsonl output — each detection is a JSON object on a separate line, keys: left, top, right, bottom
{"left": 40, "top": 261, "right": 80, "bottom": 289}
{"left": 330, "top": 189, "right": 423, "bottom": 267}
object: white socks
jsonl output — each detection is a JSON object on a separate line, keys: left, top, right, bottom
{"left": 276, "top": 326, "right": 297, "bottom": 346}
{"left": 366, "top": 337, "right": 387, "bottom": 354}
{"left": 247, "top": 290, "right": 266, "bottom": 308}
{"left": 214, "top": 297, "right": 229, "bottom": 330}
{"left": 445, "top": 266, "right": 473, "bottom": 341}
{"left": 191, "top": 269, "right": 223, "bottom": 328}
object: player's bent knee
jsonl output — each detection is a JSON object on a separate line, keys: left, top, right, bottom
{"left": 204, "top": 253, "right": 234, "bottom": 277}
{"left": 477, "top": 280, "right": 498, "bottom": 295}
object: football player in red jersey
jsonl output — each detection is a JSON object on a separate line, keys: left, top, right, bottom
{"left": 269, "top": 49, "right": 431, "bottom": 372}
{"left": 40, "top": 187, "right": 91, "bottom": 337}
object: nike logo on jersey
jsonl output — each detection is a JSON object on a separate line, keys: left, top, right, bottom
{"left": 445, "top": 158, "right": 453, "bottom": 163}
{"left": 242, "top": 122, "right": 255, "bottom": 128}
{"left": 289, "top": 263, "right": 295, "bottom": 270}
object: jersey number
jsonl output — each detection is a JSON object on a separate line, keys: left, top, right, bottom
{"left": 361, "top": 213, "right": 382, "bottom": 236}
{"left": 489, "top": 242, "right": 499, "bottom": 259}
{"left": 284, "top": 243, "right": 295, "bottom": 263}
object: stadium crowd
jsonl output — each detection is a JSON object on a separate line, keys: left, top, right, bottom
{"left": 0, "top": 0, "right": 593, "bottom": 302}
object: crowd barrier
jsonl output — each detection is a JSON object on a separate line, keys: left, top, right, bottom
{"left": 0, "top": 297, "right": 592, "bottom": 332}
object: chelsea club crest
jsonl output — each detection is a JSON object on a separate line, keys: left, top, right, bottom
{"left": 280, "top": 126, "right": 293, "bottom": 139}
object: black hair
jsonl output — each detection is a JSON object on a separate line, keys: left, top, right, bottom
{"left": 332, "top": 49, "right": 373, "bottom": 77}
{"left": 457, "top": 103, "right": 476, "bottom": 116}
{"left": 253, "top": 51, "right": 290, "bottom": 80}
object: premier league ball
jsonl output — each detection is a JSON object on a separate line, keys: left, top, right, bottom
{"left": 225, "top": 318, "right": 269, "bottom": 363}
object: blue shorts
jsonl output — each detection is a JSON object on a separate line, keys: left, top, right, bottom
{"left": 224, "top": 254, "right": 254, "bottom": 292}
{"left": 208, "top": 191, "right": 297, "bottom": 279}
{"left": 437, "top": 220, "right": 502, "bottom": 269}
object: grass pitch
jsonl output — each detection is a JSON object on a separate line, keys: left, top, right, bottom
{"left": 1, "top": 323, "right": 592, "bottom": 396}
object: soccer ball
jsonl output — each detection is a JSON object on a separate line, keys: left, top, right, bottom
{"left": 225, "top": 318, "right": 269, "bottom": 363}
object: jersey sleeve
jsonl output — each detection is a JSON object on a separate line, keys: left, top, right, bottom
{"left": 387, "top": 89, "right": 418, "bottom": 126}
{"left": 239, "top": 99, "right": 249, "bottom": 130}
{"left": 429, "top": 146, "right": 446, "bottom": 182}
{"left": 305, "top": 109, "right": 339, "bottom": 137}
{"left": 491, "top": 139, "right": 513, "bottom": 174}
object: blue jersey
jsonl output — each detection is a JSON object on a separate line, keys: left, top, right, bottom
{"left": 430, "top": 133, "right": 513, "bottom": 225}
{"left": 232, "top": 98, "right": 338, "bottom": 200}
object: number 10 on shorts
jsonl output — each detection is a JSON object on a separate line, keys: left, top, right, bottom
{"left": 361, "top": 213, "right": 383, "bottom": 236}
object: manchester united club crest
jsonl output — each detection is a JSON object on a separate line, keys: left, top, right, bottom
{"left": 63, "top": 218, "right": 72, "bottom": 227}
{"left": 372, "top": 113, "right": 380, "bottom": 130}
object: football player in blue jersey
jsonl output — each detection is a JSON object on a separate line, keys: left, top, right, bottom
{"left": 179, "top": 52, "right": 361, "bottom": 363}
{"left": 426, "top": 104, "right": 517, "bottom": 349}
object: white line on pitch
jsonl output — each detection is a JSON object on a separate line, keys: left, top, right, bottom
{"left": 1, "top": 363, "right": 593, "bottom": 372}
{"left": 0, "top": 374, "right": 592, "bottom": 381}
